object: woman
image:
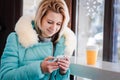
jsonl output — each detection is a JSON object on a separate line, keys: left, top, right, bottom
{"left": 0, "top": 0, "right": 76, "bottom": 80}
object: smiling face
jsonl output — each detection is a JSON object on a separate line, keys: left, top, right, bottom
{"left": 39, "top": 10, "right": 63, "bottom": 38}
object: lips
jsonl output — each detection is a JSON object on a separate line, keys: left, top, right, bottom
{"left": 47, "top": 29, "right": 54, "bottom": 34}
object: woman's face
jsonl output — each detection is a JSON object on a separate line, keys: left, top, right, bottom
{"left": 40, "top": 10, "right": 63, "bottom": 38}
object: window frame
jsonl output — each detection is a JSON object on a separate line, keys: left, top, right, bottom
{"left": 72, "top": 0, "right": 118, "bottom": 62}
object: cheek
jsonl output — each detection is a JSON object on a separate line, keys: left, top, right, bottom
{"left": 56, "top": 26, "right": 61, "bottom": 31}
{"left": 41, "top": 23, "right": 48, "bottom": 30}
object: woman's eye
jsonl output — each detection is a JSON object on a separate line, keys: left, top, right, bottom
{"left": 48, "top": 21, "right": 52, "bottom": 24}
{"left": 57, "top": 23, "right": 61, "bottom": 26}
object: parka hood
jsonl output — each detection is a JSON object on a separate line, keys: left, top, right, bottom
{"left": 15, "top": 16, "right": 76, "bottom": 56}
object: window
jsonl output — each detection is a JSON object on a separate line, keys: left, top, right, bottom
{"left": 23, "top": 0, "right": 41, "bottom": 15}
{"left": 75, "top": 0, "right": 120, "bottom": 63}
{"left": 76, "top": 0, "right": 104, "bottom": 61}
{"left": 75, "top": 0, "right": 105, "bottom": 79}
{"left": 114, "top": 0, "right": 120, "bottom": 62}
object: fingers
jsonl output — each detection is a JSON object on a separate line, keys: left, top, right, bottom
{"left": 41, "top": 60, "right": 59, "bottom": 73}
{"left": 58, "top": 60, "right": 69, "bottom": 68}
{"left": 48, "top": 64, "right": 59, "bottom": 70}
{"left": 48, "top": 61, "right": 59, "bottom": 66}
{"left": 59, "top": 65, "right": 68, "bottom": 71}
{"left": 46, "top": 64, "right": 59, "bottom": 73}
{"left": 42, "top": 56, "right": 70, "bottom": 74}
{"left": 58, "top": 57, "right": 70, "bottom": 66}
{"left": 58, "top": 58, "right": 70, "bottom": 71}
{"left": 44, "top": 56, "right": 54, "bottom": 61}
{"left": 57, "top": 58, "right": 70, "bottom": 74}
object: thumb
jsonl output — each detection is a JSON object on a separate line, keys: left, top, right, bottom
{"left": 44, "top": 56, "right": 54, "bottom": 61}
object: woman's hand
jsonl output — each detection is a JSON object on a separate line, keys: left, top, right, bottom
{"left": 57, "top": 56, "right": 70, "bottom": 74}
{"left": 41, "top": 56, "right": 59, "bottom": 73}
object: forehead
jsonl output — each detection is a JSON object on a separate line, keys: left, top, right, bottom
{"left": 44, "top": 10, "right": 63, "bottom": 22}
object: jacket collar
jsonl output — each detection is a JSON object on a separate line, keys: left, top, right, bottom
{"left": 15, "top": 16, "right": 76, "bottom": 57}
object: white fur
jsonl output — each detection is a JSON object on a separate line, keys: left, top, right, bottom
{"left": 15, "top": 16, "right": 39, "bottom": 48}
{"left": 15, "top": 16, "right": 76, "bottom": 56}
{"left": 63, "top": 27, "right": 76, "bottom": 57}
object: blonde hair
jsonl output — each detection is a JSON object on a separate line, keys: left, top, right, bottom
{"left": 35, "top": 0, "right": 70, "bottom": 42}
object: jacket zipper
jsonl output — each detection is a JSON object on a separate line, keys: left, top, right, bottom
{"left": 49, "top": 42, "right": 54, "bottom": 80}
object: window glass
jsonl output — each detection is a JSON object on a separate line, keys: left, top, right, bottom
{"left": 114, "top": 0, "right": 120, "bottom": 62}
{"left": 23, "top": 0, "right": 41, "bottom": 15}
{"left": 75, "top": 0, "right": 104, "bottom": 79}
{"left": 76, "top": 0, "right": 104, "bottom": 62}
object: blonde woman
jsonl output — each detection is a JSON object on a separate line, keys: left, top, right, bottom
{"left": 0, "top": 0, "right": 76, "bottom": 80}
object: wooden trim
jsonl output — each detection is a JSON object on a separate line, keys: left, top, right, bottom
{"left": 65, "top": 0, "right": 72, "bottom": 29}
{"left": 103, "top": 0, "right": 114, "bottom": 62}
{"left": 64, "top": 0, "right": 76, "bottom": 33}
{"left": 71, "top": 0, "right": 76, "bottom": 33}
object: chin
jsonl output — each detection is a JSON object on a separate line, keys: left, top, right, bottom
{"left": 48, "top": 33, "right": 54, "bottom": 37}
{"left": 46, "top": 35, "right": 52, "bottom": 38}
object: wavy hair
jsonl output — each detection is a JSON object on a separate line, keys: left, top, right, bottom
{"left": 34, "top": 0, "right": 70, "bottom": 42}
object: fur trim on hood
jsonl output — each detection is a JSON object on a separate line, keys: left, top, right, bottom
{"left": 15, "top": 16, "right": 76, "bottom": 56}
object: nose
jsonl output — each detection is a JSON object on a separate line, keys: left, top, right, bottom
{"left": 50, "top": 24, "right": 56, "bottom": 30}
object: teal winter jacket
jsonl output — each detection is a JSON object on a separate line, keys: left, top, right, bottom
{"left": 0, "top": 16, "right": 76, "bottom": 80}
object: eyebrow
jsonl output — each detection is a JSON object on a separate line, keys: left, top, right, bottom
{"left": 47, "top": 19, "right": 62, "bottom": 23}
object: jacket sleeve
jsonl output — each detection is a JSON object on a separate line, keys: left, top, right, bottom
{"left": 55, "top": 69, "right": 70, "bottom": 80}
{"left": 50, "top": 69, "right": 70, "bottom": 80}
{"left": 0, "top": 32, "right": 45, "bottom": 80}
